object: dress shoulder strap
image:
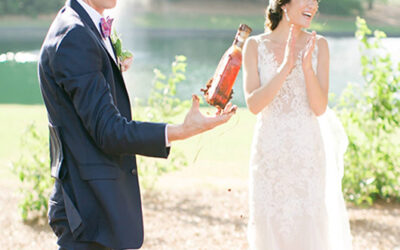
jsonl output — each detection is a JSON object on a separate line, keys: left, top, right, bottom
{"left": 252, "top": 34, "right": 265, "bottom": 45}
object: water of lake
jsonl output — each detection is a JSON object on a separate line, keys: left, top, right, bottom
{"left": 1, "top": 31, "right": 399, "bottom": 106}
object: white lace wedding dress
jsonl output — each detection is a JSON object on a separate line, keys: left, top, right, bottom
{"left": 247, "top": 35, "right": 353, "bottom": 250}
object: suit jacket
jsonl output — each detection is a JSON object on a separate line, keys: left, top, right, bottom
{"left": 38, "top": 0, "right": 170, "bottom": 248}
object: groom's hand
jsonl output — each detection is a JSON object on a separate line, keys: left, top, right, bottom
{"left": 167, "top": 95, "right": 237, "bottom": 142}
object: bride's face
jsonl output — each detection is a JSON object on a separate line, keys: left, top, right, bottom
{"left": 284, "top": 0, "right": 319, "bottom": 29}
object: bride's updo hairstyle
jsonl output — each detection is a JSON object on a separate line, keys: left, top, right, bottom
{"left": 265, "top": 0, "right": 291, "bottom": 31}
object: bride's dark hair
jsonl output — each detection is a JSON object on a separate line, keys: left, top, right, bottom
{"left": 265, "top": 0, "right": 291, "bottom": 31}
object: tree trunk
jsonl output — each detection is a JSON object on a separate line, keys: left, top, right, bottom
{"left": 368, "top": 0, "right": 374, "bottom": 10}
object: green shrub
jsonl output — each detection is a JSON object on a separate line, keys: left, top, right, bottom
{"left": 134, "top": 55, "right": 191, "bottom": 189}
{"left": 337, "top": 17, "right": 400, "bottom": 205}
{"left": 12, "top": 123, "right": 53, "bottom": 220}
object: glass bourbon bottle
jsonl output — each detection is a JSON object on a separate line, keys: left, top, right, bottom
{"left": 201, "top": 24, "right": 252, "bottom": 109}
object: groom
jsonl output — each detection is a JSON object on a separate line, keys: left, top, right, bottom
{"left": 38, "top": 0, "right": 236, "bottom": 249}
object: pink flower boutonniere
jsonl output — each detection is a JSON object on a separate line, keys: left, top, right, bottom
{"left": 111, "top": 30, "right": 133, "bottom": 72}
{"left": 100, "top": 17, "right": 114, "bottom": 39}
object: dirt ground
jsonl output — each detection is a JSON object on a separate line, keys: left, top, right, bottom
{"left": 1, "top": 177, "right": 400, "bottom": 250}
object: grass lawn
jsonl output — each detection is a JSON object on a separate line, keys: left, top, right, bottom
{"left": 0, "top": 105, "right": 48, "bottom": 180}
{"left": 0, "top": 62, "right": 43, "bottom": 105}
{"left": 0, "top": 105, "right": 256, "bottom": 186}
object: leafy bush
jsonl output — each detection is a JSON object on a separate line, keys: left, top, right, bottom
{"left": 134, "top": 55, "right": 191, "bottom": 189}
{"left": 337, "top": 17, "right": 400, "bottom": 205}
{"left": 12, "top": 123, "right": 53, "bottom": 220}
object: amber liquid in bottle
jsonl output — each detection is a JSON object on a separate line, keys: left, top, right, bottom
{"left": 201, "top": 24, "right": 252, "bottom": 109}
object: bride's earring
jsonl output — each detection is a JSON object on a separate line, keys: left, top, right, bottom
{"left": 283, "top": 8, "right": 290, "bottom": 22}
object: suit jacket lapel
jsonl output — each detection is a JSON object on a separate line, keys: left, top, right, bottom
{"left": 108, "top": 37, "right": 119, "bottom": 64}
{"left": 66, "top": 0, "right": 131, "bottom": 111}
{"left": 67, "top": 0, "right": 121, "bottom": 71}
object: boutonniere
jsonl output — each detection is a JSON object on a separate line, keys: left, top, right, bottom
{"left": 111, "top": 30, "right": 133, "bottom": 72}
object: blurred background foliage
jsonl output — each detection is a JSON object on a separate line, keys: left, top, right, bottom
{"left": 0, "top": 0, "right": 389, "bottom": 17}
{"left": 319, "top": 0, "right": 363, "bottom": 15}
{"left": 0, "top": 0, "right": 65, "bottom": 16}
{"left": 337, "top": 17, "right": 400, "bottom": 206}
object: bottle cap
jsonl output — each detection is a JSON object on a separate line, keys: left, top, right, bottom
{"left": 234, "top": 24, "right": 252, "bottom": 48}
{"left": 239, "top": 24, "right": 253, "bottom": 35}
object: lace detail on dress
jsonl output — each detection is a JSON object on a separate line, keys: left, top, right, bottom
{"left": 257, "top": 37, "right": 319, "bottom": 118}
{"left": 248, "top": 34, "right": 329, "bottom": 248}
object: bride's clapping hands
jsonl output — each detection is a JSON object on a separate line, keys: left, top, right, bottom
{"left": 278, "top": 24, "right": 297, "bottom": 74}
{"left": 302, "top": 31, "right": 317, "bottom": 72}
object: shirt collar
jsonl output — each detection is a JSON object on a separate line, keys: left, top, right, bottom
{"left": 76, "top": 0, "right": 104, "bottom": 36}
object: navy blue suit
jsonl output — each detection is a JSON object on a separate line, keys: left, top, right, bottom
{"left": 38, "top": 0, "right": 170, "bottom": 249}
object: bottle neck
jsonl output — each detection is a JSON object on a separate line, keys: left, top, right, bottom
{"left": 233, "top": 26, "right": 251, "bottom": 49}
{"left": 233, "top": 37, "right": 244, "bottom": 49}
{"left": 233, "top": 35, "right": 245, "bottom": 49}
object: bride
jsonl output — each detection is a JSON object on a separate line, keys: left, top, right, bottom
{"left": 242, "top": 0, "right": 353, "bottom": 249}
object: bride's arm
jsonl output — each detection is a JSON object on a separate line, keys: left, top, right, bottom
{"left": 243, "top": 34, "right": 295, "bottom": 115}
{"left": 303, "top": 34, "right": 329, "bottom": 116}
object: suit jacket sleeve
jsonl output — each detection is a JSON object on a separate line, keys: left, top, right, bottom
{"left": 52, "top": 25, "right": 170, "bottom": 158}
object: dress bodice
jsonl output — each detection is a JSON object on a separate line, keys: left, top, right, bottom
{"left": 255, "top": 34, "right": 319, "bottom": 121}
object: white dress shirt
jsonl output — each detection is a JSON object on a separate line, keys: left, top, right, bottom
{"left": 76, "top": 0, "right": 117, "bottom": 63}
{"left": 75, "top": 0, "right": 171, "bottom": 147}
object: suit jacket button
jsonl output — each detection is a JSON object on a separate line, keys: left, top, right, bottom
{"left": 131, "top": 169, "right": 137, "bottom": 175}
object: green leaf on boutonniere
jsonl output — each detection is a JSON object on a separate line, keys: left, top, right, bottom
{"left": 121, "top": 50, "right": 133, "bottom": 60}
{"left": 111, "top": 30, "right": 133, "bottom": 62}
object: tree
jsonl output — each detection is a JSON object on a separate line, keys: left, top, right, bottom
{"left": 0, "top": 0, "right": 65, "bottom": 16}
{"left": 319, "top": 0, "right": 363, "bottom": 16}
